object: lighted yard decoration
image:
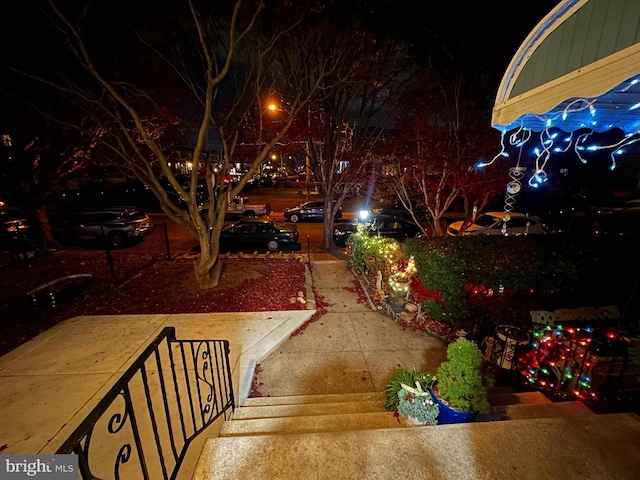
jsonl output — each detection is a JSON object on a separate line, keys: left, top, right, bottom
{"left": 517, "top": 306, "right": 631, "bottom": 404}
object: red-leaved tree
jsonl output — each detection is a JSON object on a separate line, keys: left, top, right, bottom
{"left": 382, "top": 70, "right": 508, "bottom": 235}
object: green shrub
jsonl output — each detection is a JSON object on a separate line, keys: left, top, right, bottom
{"left": 403, "top": 235, "right": 602, "bottom": 326}
{"left": 404, "top": 237, "right": 468, "bottom": 323}
{"left": 435, "top": 338, "right": 490, "bottom": 414}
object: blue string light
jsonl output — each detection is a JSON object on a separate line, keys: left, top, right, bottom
{"left": 489, "top": 74, "right": 640, "bottom": 189}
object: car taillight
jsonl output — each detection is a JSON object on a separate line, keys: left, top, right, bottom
{"left": 289, "top": 233, "right": 295, "bottom": 239}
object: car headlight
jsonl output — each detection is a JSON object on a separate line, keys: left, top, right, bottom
{"left": 358, "top": 210, "right": 371, "bottom": 221}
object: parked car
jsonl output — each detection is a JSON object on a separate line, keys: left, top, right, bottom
{"left": 0, "top": 202, "right": 36, "bottom": 258}
{"left": 587, "top": 206, "right": 640, "bottom": 237}
{"left": 219, "top": 216, "right": 301, "bottom": 253}
{"left": 54, "top": 208, "right": 154, "bottom": 248}
{"left": 0, "top": 203, "right": 29, "bottom": 238}
{"left": 588, "top": 198, "right": 640, "bottom": 216}
{"left": 332, "top": 215, "right": 422, "bottom": 248}
{"left": 283, "top": 200, "right": 342, "bottom": 223}
{"left": 373, "top": 200, "right": 429, "bottom": 222}
{"left": 446, "top": 211, "right": 546, "bottom": 236}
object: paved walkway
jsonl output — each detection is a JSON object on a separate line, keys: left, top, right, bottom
{"left": 254, "top": 259, "right": 447, "bottom": 397}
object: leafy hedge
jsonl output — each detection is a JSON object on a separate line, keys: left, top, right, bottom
{"left": 403, "top": 235, "right": 633, "bottom": 325}
{"left": 348, "top": 231, "right": 639, "bottom": 329}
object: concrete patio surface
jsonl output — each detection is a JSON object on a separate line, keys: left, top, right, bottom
{"left": 0, "top": 310, "right": 314, "bottom": 456}
{"left": 4, "top": 248, "right": 640, "bottom": 480}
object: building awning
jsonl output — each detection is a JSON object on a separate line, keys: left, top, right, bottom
{"left": 492, "top": 0, "right": 640, "bottom": 136}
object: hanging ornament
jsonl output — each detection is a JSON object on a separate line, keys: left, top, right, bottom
{"left": 504, "top": 166, "right": 526, "bottom": 213}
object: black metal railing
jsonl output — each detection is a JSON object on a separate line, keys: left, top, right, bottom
{"left": 56, "top": 327, "right": 235, "bottom": 480}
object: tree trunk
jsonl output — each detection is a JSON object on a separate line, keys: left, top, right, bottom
{"left": 432, "top": 215, "right": 447, "bottom": 236}
{"left": 35, "top": 206, "right": 63, "bottom": 249}
{"left": 322, "top": 214, "right": 333, "bottom": 251}
{"left": 193, "top": 254, "right": 224, "bottom": 289}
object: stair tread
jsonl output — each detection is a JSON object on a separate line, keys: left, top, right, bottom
{"left": 194, "top": 413, "right": 640, "bottom": 480}
{"left": 488, "top": 390, "right": 552, "bottom": 406}
{"left": 220, "top": 410, "right": 408, "bottom": 436}
{"left": 242, "top": 391, "right": 383, "bottom": 407}
{"left": 476, "top": 400, "right": 595, "bottom": 422}
{"left": 232, "top": 399, "right": 385, "bottom": 419}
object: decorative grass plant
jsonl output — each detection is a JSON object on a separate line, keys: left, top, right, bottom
{"left": 384, "top": 367, "right": 434, "bottom": 411}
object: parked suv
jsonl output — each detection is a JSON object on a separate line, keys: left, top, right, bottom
{"left": 332, "top": 215, "right": 422, "bottom": 248}
{"left": 0, "top": 202, "right": 35, "bottom": 256}
{"left": 54, "top": 208, "right": 153, "bottom": 248}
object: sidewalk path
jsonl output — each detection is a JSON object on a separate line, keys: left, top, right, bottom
{"left": 253, "top": 260, "right": 448, "bottom": 397}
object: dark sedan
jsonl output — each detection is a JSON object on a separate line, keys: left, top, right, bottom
{"left": 332, "top": 215, "right": 422, "bottom": 248}
{"left": 374, "top": 200, "right": 429, "bottom": 222}
{"left": 219, "top": 216, "right": 301, "bottom": 253}
{"left": 283, "top": 200, "right": 342, "bottom": 223}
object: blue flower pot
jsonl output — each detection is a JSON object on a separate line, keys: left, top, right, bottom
{"left": 430, "top": 387, "right": 477, "bottom": 424}
{"left": 390, "top": 302, "right": 405, "bottom": 313}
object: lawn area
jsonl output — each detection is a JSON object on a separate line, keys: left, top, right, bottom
{"left": 0, "top": 249, "right": 307, "bottom": 357}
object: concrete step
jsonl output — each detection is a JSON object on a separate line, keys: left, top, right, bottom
{"left": 242, "top": 391, "right": 383, "bottom": 407}
{"left": 488, "top": 390, "right": 552, "bottom": 406}
{"left": 476, "top": 400, "right": 595, "bottom": 422}
{"left": 194, "top": 413, "right": 640, "bottom": 480}
{"left": 232, "top": 399, "right": 385, "bottom": 420}
{"left": 219, "top": 410, "right": 409, "bottom": 437}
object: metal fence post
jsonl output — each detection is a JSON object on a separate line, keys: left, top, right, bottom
{"left": 101, "top": 225, "right": 114, "bottom": 276}
{"left": 163, "top": 221, "right": 172, "bottom": 261}
{"left": 307, "top": 234, "right": 310, "bottom": 263}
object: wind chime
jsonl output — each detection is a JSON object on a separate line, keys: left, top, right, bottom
{"left": 501, "top": 141, "right": 527, "bottom": 234}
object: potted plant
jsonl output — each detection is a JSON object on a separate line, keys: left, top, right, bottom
{"left": 431, "top": 337, "right": 491, "bottom": 424}
{"left": 383, "top": 367, "right": 439, "bottom": 426}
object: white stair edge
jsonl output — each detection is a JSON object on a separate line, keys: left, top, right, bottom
{"left": 243, "top": 391, "right": 384, "bottom": 407}
{"left": 232, "top": 399, "right": 385, "bottom": 419}
{"left": 220, "top": 411, "right": 409, "bottom": 436}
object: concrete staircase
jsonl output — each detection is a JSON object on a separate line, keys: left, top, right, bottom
{"left": 218, "top": 392, "right": 409, "bottom": 437}
{"left": 191, "top": 391, "right": 640, "bottom": 479}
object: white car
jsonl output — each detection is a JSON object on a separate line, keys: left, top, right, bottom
{"left": 447, "top": 212, "right": 545, "bottom": 236}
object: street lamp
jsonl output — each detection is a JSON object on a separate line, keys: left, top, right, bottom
{"left": 266, "top": 99, "right": 310, "bottom": 195}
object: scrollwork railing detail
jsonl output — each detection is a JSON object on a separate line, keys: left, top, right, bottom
{"left": 56, "top": 327, "right": 235, "bottom": 480}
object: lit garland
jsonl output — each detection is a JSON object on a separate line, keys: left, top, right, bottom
{"left": 390, "top": 255, "right": 416, "bottom": 281}
{"left": 388, "top": 256, "right": 416, "bottom": 302}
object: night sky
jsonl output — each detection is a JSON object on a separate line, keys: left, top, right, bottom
{"left": 378, "top": 0, "right": 562, "bottom": 75}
